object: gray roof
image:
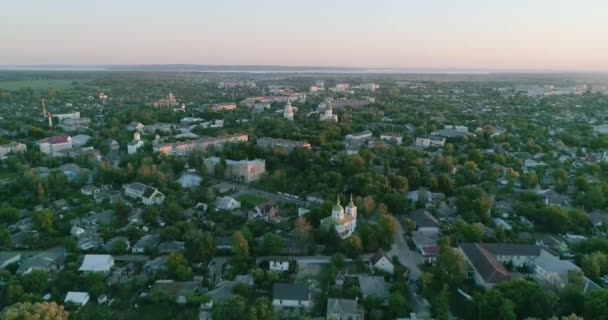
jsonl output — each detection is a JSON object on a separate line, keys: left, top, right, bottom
{"left": 134, "top": 234, "right": 160, "bottom": 249}
{"left": 357, "top": 276, "right": 390, "bottom": 299}
{"left": 481, "top": 243, "right": 541, "bottom": 257}
{"left": 459, "top": 243, "right": 510, "bottom": 284}
{"left": 272, "top": 283, "right": 309, "bottom": 301}
{"left": 327, "top": 298, "right": 358, "bottom": 315}
{"left": 409, "top": 210, "right": 440, "bottom": 229}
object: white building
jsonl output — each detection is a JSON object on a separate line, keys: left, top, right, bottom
{"left": 321, "top": 195, "right": 357, "bottom": 239}
{"left": 345, "top": 131, "right": 372, "bottom": 142}
{"left": 370, "top": 249, "right": 394, "bottom": 274}
{"left": 359, "top": 83, "right": 379, "bottom": 91}
{"left": 416, "top": 136, "right": 446, "bottom": 148}
{"left": 283, "top": 100, "right": 295, "bottom": 121}
{"left": 39, "top": 136, "right": 72, "bottom": 156}
{"left": 380, "top": 133, "right": 402, "bottom": 145}
{"left": 0, "top": 142, "right": 27, "bottom": 158}
{"left": 65, "top": 292, "right": 90, "bottom": 307}
{"left": 78, "top": 254, "right": 115, "bottom": 273}
{"left": 204, "top": 157, "right": 266, "bottom": 183}
{"left": 127, "top": 131, "right": 144, "bottom": 154}
{"left": 269, "top": 258, "right": 291, "bottom": 272}
{"left": 55, "top": 112, "right": 80, "bottom": 122}
{"left": 216, "top": 196, "right": 241, "bottom": 211}
{"left": 122, "top": 182, "right": 165, "bottom": 205}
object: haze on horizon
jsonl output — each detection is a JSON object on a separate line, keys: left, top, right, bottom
{"left": 1, "top": 0, "right": 608, "bottom": 72}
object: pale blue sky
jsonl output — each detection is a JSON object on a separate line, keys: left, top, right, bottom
{"left": 1, "top": 0, "right": 607, "bottom": 71}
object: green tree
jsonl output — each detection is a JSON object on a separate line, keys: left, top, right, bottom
{"left": 0, "top": 226, "right": 12, "bottom": 248}
{"left": 476, "top": 290, "right": 516, "bottom": 320}
{"left": 344, "top": 235, "right": 363, "bottom": 258}
{"left": 32, "top": 210, "right": 54, "bottom": 234}
{"left": 263, "top": 233, "right": 283, "bottom": 255}
{"left": 233, "top": 231, "right": 249, "bottom": 257}
{"left": 387, "top": 292, "right": 409, "bottom": 318}
{"left": 456, "top": 186, "right": 491, "bottom": 223}
{"left": 433, "top": 238, "right": 466, "bottom": 288}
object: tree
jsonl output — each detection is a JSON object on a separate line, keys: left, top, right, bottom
{"left": 433, "top": 238, "right": 466, "bottom": 288}
{"left": 536, "top": 206, "right": 570, "bottom": 234}
{"left": 361, "top": 196, "right": 376, "bottom": 220}
{"left": 295, "top": 216, "right": 311, "bottom": 240}
{"left": 185, "top": 231, "right": 215, "bottom": 264}
{"left": 583, "top": 289, "right": 608, "bottom": 320}
{"left": 32, "top": 209, "right": 53, "bottom": 234}
{"left": 456, "top": 186, "right": 491, "bottom": 223}
{"left": 167, "top": 253, "right": 192, "bottom": 281}
{"left": 344, "top": 235, "right": 363, "bottom": 258}
{"left": 387, "top": 292, "right": 409, "bottom": 318}
{"left": 520, "top": 172, "right": 539, "bottom": 189}
{"left": 0, "top": 226, "right": 12, "bottom": 248}
{"left": 21, "top": 270, "right": 50, "bottom": 295}
{"left": 1, "top": 302, "right": 69, "bottom": 320}
{"left": 495, "top": 279, "right": 558, "bottom": 319}
{"left": 233, "top": 231, "right": 249, "bottom": 257}
{"left": 431, "top": 284, "right": 450, "bottom": 320}
{"left": 114, "top": 201, "right": 130, "bottom": 226}
{"left": 477, "top": 290, "right": 516, "bottom": 320}
{"left": 581, "top": 252, "right": 608, "bottom": 280}
{"left": 263, "top": 233, "right": 283, "bottom": 255}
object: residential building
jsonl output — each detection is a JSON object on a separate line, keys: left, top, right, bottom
{"left": 204, "top": 157, "right": 266, "bottom": 183}
{"left": 122, "top": 182, "right": 165, "bottom": 205}
{"left": 359, "top": 83, "right": 379, "bottom": 91}
{"left": 210, "top": 102, "right": 237, "bottom": 112}
{"left": 481, "top": 243, "right": 541, "bottom": 267}
{"left": 345, "top": 131, "right": 372, "bottom": 142}
{"left": 127, "top": 131, "right": 144, "bottom": 154}
{"left": 370, "top": 249, "right": 394, "bottom": 274}
{"left": 17, "top": 249, "right": 66, "bottom": 275}
{"left": 380, "top": 133, "right": 402, "bottom": 145}
{"left": 272, "top": 283, "right": 311, "bottom": 308}
{"left": 65, "top": 292, "right": 90, "bottom": 307}
{"left": 0, "top": 142, "right": 26, "bottom": 158}
{"left": 268, "top": 257, "right": 291, "bottom": 272}
{"left": 358, "top": 275, "right": 390, "bottom": 301}
{"left": 127, "top": 122, "right": 144, "bottom": 131}
{"left": 256, "top": 137, "right": 311, "bottom": 153}
{"left": 80, "top": 185, "right": 100, "bottom": 196}
{"left": 248, "top": 202, "right": 279, "bottom": 222}
{"left": 39, "top": 136, "right": 72, "bottom": 156}
{"left": 54, "top": 112, "right": 80, "bottom": 122}
{"left": 78, "top": 254, "right": 115, "bottom": 273}
{"left": 326, "top": 298, "right": 363, "bottom": 320}
{"left": 412, "top": 231, "right": 439, "bottom": 263}
{"left": 321, "top": 195, "right": 357, "bottom": 239}
{"left": 409, "top": 210, "right": 440, "bottom": 233}
{"left": 459, "top": 243, "right": 511, "bottom": 289}
{"left": 154, "top": 134, "right": 248, "bottom": 156}
{"left": 216, "top": 196, "right": 241, "bottom": 211}
{"left": 218, "top": 80, "right": 256, "bottom": 89}
{"left": 132, "top": 234, "right": 161, "bottom": 253}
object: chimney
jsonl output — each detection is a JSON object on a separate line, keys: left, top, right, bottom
{"left": 48, "top": 112, "right": 53, "bottom": 127}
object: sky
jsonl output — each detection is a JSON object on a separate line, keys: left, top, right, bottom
{"left": 1, "top": 0, "right": 608, "bottom": 71}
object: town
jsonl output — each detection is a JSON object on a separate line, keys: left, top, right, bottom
{"left": 0, "top": 69, "right": 607, "bottom": 320}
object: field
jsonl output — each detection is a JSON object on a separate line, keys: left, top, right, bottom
{"left": 0, "top": 79, "right": 75, "bottom": 90}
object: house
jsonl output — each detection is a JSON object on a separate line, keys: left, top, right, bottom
{"left": 409, "top": 210, "right": 440, "bottom": 232}
{"left": 70, "top": 226, "right": 85, "bottom": 237}
{"left": 80, "top": 185, "right": 100, "bottom": 196}
{"left": 158, "top": 241, "right": 185, "bottom": 254}
{"left": 369, "top": 249, "right": 394, "bottom": 274}
{"left": 357, "top": 276, "right": 390, "bottom": 302}
{"left": 127, "top": 131, "right": 144, "bottom": 154}
{"left": 533, "top": 249, "right": 583, "bottom": 288}
{"left": 272, "top": 283, "right": 311, "bottom": 308}
{"left": 326, "top": 298, "right": 363, "bottom": 320}
{"left": 380, "top": 133, "right": 402, "bottom": 145}
{"left": 537, "top": 189, "right": 570, "bottom": 207}
{"left": 150, "top": 280, "right": 200, "bottom": 304}
{"left": 268, "top": 257, "right": 291, "bottom": 272}
{"left": 177, "top": 173, "right": 202, "bottom": 188}
{"left": 144, "top": 255, "right": 168, "bottom": 274}
{"left": 123, "top": 182, "right": 165, "bottom": 205}
{"left": 459, "top": 243, "right": 511, "bottom": 289}
{"left": 215, "top": 236, "right": 233, "bottom": 252}
{"left": 0, "top": 252, "right": 21, "bottom": 269}
{"left": 412, "top": 231, "right": 439, "bottom": 263}
{"left": 78, "top": 254, "right": 115, "bottom": 273}
{"left": 107, "top": 139, "right": 120, "bottom": 152}
{"left": 127, "top": 122, "right": 144, "bottom": 131}
{"left": 17, "top": 249, "right": 66, "bottom": 275}
{"left": 587, "top": 211, "right": 605, "bottom": 229}
{"left": 345, "top": 131, "right": 373, "bottom": 142}
{"left": 481, "top": 243, "right": 541, "bottom": 268}
{"left": 216, "top": 196, "right": 241, "bottom": 211}
{"left": 132, "top": 234, "right": 160, "bottom": 253}
{"left": 248, "top": 202, "right": 279, "bottom": 222}
{"left": 65, "top": 292, "right": 90, "bottom": 307}
{"left": 0, "top": 142, "right": 27, "bottom": 158}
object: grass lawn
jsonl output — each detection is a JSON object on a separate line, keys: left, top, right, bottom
{"left": 236, "top": 193, "right": 266, "bottom": 206}
{"left": 0, "top": 79, "right": 75, "bottom": 90}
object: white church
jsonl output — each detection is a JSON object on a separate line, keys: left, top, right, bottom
{"left": 322, "top": 195, "right": 357, "bottom": 239}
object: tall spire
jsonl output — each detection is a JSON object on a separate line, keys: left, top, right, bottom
{"left": 336, "top": 194, "right": 340, "bottom": 205}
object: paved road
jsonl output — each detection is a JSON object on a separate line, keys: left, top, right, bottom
{"left": 232, "top": 184, "right": 310, "bottom": 207}
{"left": 388, "top": 217, "right": 422, "bottom": 281}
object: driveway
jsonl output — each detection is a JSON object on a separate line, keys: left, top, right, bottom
{"left": 388, "top": 217, "right": 422, "bottom": 281}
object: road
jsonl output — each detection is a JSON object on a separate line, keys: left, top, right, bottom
{"left": 232, "top": 183, "right": 310, "bottom": 207}
{"left": 388, "top": 217, "right": 422, "bottom": 281}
